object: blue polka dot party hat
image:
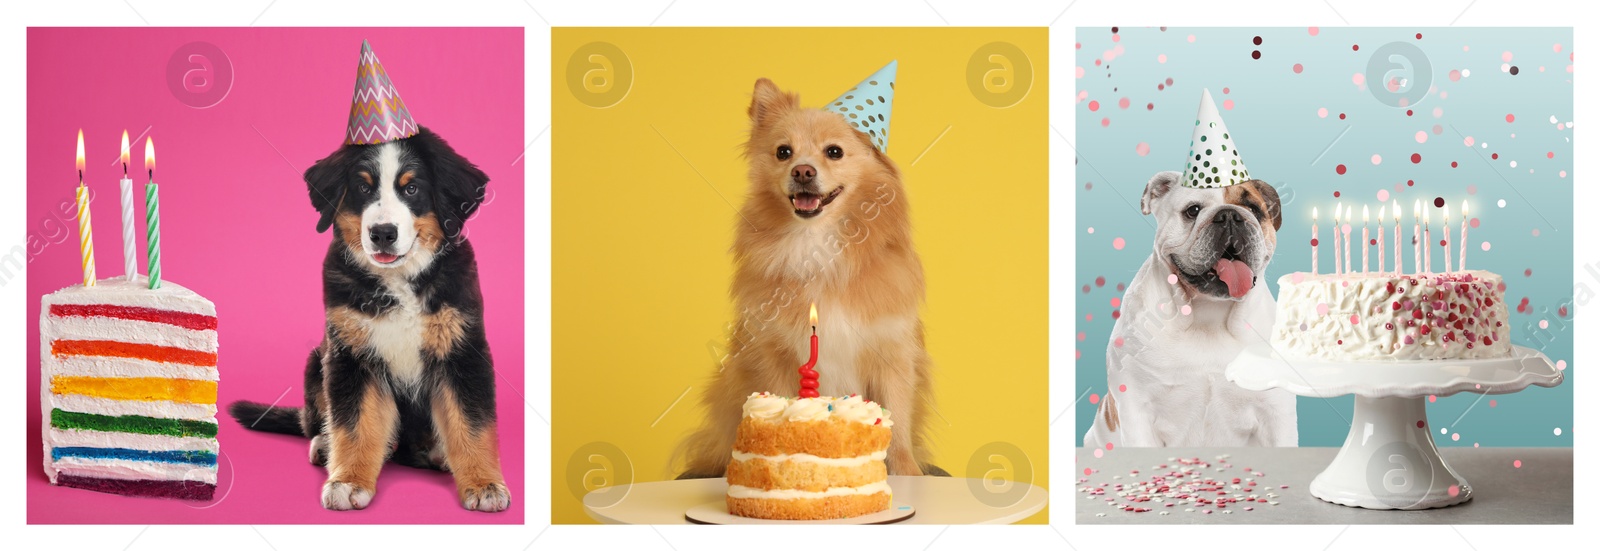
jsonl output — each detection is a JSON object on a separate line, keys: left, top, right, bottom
{"left": 827, "top": 60, "right": 897, "bottom": 153}
{"left": 1182, "top": 88, "right": 1251, "bottom": 189}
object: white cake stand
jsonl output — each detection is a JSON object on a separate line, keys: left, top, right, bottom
{"left": 1226, "top": 343, "right": 1563, "bottom": 510}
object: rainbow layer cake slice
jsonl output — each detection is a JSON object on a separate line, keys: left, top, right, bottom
{"left": 40, "top": 276, "right": 219, "bottom": 500}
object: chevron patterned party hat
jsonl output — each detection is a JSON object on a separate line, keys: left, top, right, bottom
{"left": 828, "top": 60, "right": 897, "bottom": 152}
{"left": 345, "top": 40, "right": 418, "bottom": 145}
{"left": 1181, "top": 88, "right": 1251, "bottom": 189}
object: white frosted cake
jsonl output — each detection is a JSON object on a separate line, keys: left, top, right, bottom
{"left": 726, "top": 392, "right": 893, "bottom": 520}
{"left": 40, "top": 276, "right": 220, "bottom": 500}
{"left": 1273, "top": 270, "right": 1509, "bottom": 361}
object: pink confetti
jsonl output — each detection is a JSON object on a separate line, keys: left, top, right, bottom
{"left": 1557, "top": 360, "right": 1567, "bottom": 371}
{"left": 1090, "top": 393, "right": 1100, "bottom": 404}
{"left": 1101, "top": 117, "right": 1111, "bottom": 128}
{"left": 1377, "top": 189, "right": 1390, "bottom": 201}
{"left": 1448, "top": 485, "right": 1460, "bottom": 497}
{"left": 1452, "top": 433, "right": 1460, "bottom": 441}
{"left": 1223, "top": 99, "right": 1234, "bottom": 110}
{"left": 1464, "top": 136, "right": 1475, "bottom": 147}
{"left": 1158, "top": 54, "right": 1168, "bottom": 63}
{"left": 1180, "top": 305, "right": 1192, "bottom": 316}
{"left": 1114, "top": 337, "right": 1125, "bottom": 348}
{"left": 1481, "top": 242, "right": 1491, "bottom": 251}
{"left": 1088, "top": 100, "right": 1100, "bottom": 111}
{"left": 1449, "top": 69, "right": 1462, "bottom": 82}
{"left": 1293, "top": 63, "right": 1303, "bottom": 74}
{"left": 1502, "top": 51, "right": 1514, "bottom": 62}
{"left": 1136, "top": 142, "right": 1151, "bottom": 156}
{"left": 1118, "top": 384, "right": 1128, "bottom": 393}
{"left": 1076, "top": 66, "right": 1085, "bottom": 78}
{"left": 1352, "top": 73, "right": 1365, "bottom": 87}
{"left": 1111, "top": 297, "right": 1121, "bottom": 307}
{"left": 1316, "top": 303, "right": 1330, "bottom": 316}
{"left": 1350, "top": 314, "right": 1360, "bottom": 324}
{"left": 1371, "top": 154, "right": 1382, "bottom": 165}
{"left": 1514, "top": 460, "right": 1522, "bottom": 468}
{"left": 1187, "top": 34, "right": 1195, "bottom": 43}
{"left": 1415, "top": 131, "right": 1428, "bottom": 143}
{"left": 1490, "top": 399, "right": 1497, "bottom": 407}
{"left": 1318, "top": 107, "right": 1329, "bottom": 118}
{"left": 1085, "top": 468, "right": 1094, "bottom": 476}
{"left": 1167, "top": 274, "right": 1179, "bottom": 284}
{"left": 1093, "top": 449, "right": 1103, "bottom": 458}
{"left": 1119, "top": 97, "right": 1131, "bottom": 109}
{"left": 1106, "top": 443, "right": 1114, "bottom": 450}
{"left": 1113, "top": 237, "right": 1126, "bottom": 250}
{"left": 1308, "top": 27, "right": 1319, "bottom": 36}
{"left": 1506, "top": 114, "right": 1515, "bottom": 123}
{"left": 1433, "top": 107, "right": 1443, "bottom": 118}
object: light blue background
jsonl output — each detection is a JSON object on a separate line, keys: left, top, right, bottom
{"left": 1075, "top": 27, "right": 1573, "bottom": 447}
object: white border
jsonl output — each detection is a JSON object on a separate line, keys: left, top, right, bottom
{"left": 3, "top": 1, "right": 1595, "bottom": 550}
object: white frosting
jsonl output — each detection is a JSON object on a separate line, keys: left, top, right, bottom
{"left": 52, "top": 457, "right": 217, "bottom": 485}
{"left": 46, "top": 355, "right": 219, "bottom": 382}
{"left": 41, "top": 276, "right": 215, "bottom": 316}
{"left": 727, "top": 481, "right": 891, "bottom": 500}
{"left": 742, "top": 393, "right": 789, "bottom": 421}
{"left": 46, "top": 394, "right": 218, "bottom": 421}
{"left": 46, "top": 428, "right": 218, "bottom": 453}
{"left": 1273, "top": 271, "right": 1511, "bottom": 360}
{"left": 731, "top": 450, "right": 888, "bottom": 467}
{"left": 740, "top": 393, "right": 894, "bottom": 427}
{"left": 782, "top": 397, "right": 833, "bottom": 422}
{"left": 45, "top": 315, "right": 218, "bottom": 353}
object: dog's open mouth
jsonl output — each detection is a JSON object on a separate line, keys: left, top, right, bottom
{"left": 371, "top": 252, "right": 405, "bottom": 265}
{"left": 1173, "top": 247, "right": 1257, "bottom": 299}
{"left": 791, "top": 187, "right": 844, "bottom": 218}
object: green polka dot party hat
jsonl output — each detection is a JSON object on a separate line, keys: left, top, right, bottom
{"left": 828, "top": 60, "right": 896, "bottom": 153}
{"left": 1183, "top": 88, "right": 1250, "bottom": 189}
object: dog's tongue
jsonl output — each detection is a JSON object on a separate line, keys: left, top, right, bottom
{"left": 1214, "top": 258, "right": 1254, "bottom": 298}
{"left": 793, "top": 195, "right": 822, "bottom": 212}
{"left": 373, "top": 252, "right": 400, "bottom": 264}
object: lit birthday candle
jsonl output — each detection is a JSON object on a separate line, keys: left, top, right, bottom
{"left": 120, "top": 131, "right": 137, "bottom": 281}
{"left": 1343, "top": 205, "right": 1352, "bottom": 275}
{"left": 145, "top": 137, "right": 161, "bottom": 289}
{"left": 75, "top": 130, "right": 96, "bottom": 287}
{"left": 1362, "top": 205, "right": 1370, "bottom": 273}
{"left": 1377, "top": 205, "right": 1386, "bottom": 274}
{"left": 1459, "top": 200, "right": 1469, "bottom": 271}
{"left": 1424, "top": 206, "right": 1432, "bottom": 273}
{"left": 1442, "top": 203, "right": 1452, "bottom": 273}
{"left": 1393, "top": 200, "right": 1401, "bottom": 275}
{"left": 797, "top": 303, "right": 820, "bottom": 398}
{"left": 1332, "top": 203, "right": 1342, "bottom": 275}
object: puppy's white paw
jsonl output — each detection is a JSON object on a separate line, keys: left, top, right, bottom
{"left": 322, "top": 480, "right": 374, "bottom": 511}
{"left": 460, "top": 482, "right": 511, "bottom": 512}
{"left": 308, "top": 434, "right": 328, "bottom": 466}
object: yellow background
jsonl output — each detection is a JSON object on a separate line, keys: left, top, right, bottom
{"left": 552, "top": 28, "right": 1048, "bottom": 524}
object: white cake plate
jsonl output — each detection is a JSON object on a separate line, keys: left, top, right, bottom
{"left": 684, "top": 499, "right": 915, "bottom": 525}
{"left": 1227, "top": 344, "right": 1563, "bottom": 510}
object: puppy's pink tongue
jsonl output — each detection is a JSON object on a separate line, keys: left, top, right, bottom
{"left": 1214, "top": 258, "right": 1254, "bottom": 298}
{"left": 793, "top": 195, "right": 821, "bottom": 211}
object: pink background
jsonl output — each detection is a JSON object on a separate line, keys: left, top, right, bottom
{"left": 25, "top": 28, "right": 524, "bottom": 524}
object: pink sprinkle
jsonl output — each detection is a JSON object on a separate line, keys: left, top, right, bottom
{"left": 1464, "top": 136, "right": 1475, "bottom": 147}
{"left": 1377, "top": 189, "right": 1390, "bottom": 201}
{"left": 1093, "top": 448, "right": 1103, "bottom": 458}
{"left": 1085, "top": 468, "right": 1094, "bottom": 476}
{"left": 1316, "top": 303, "right": 1330, "bottom": 316}
{"left": 1119, "top": 384, "right": 1128, "bottom": 393}
{"left": 1350, "top": 314, "right": 1360, "bottom": 324}
{"left": 1317, "top": 107, "right": 1329, "bottom": 118}
{"left": 1158, "top": 54, "right": 1168, "bottom": 63}
{"left": 1428, "top": 395, "right": 1437, "bottom": 403}
{"left": 1490, "top": 399, "right": 1497, "bottom": 407}
{"left": 1514, "top": 460, "right": 1522, "bottom": 468}
{"left": 1481, "top": 242, "right": 1491, "bottom": 251}
{"left": 1107, "top": 443, "right": 1115, "bottom": 450}
{"left": 1180, "top": 305, "right": 1192, "bottom": 316}
{"left": 1506, "top": 114, "right": 1515, "bottom": 123}
{"left": 1415, "top": 131, "right": 1428, "bottom": 144}
{"left": 1448, "top": 485, "right": 1460, "bottom": 497}
{"left": 1119, "top": 97, "right": 1131, "bottom": 109}
{"left": 1088, "top": 100, "right": 1100, "bottom": 112}
{"left": 1557, "top": 360, "right": 1567, "bottom": 371}
{"left": 1113, "top": 237, "right": 1126, "bottom": 250}
{"left": 1502, "top": 51, "right": 1514, "bottom": 62}
{"left": 1308, "top": 27, "right": 1319, "bottom": 36}
{"left": 1223, "top": 99, "right": 1234, "bottom": 110}
{"left": 1090, "top": 393, "right": 1100, "bottom": 404}
{"left": 1293, "top": 63, "right": 1303, "bottom": 74}
{"left": 1136, "top": 142, "right": 1151, "bottom": 156}
{"left": 1371, "top": 154, "right": 1382, "bottom": 165}
{"left": 1168, "top": 274, "right": 1179, "bottom": 284}
{"left": 1352, "top": 73, "right": 1366, "bottom": 87}
{"left": 1113, "top": 337, "right": 1125, "bottom": 348}
{"left": 1076, "top": 66, "right": 1085, "bottom": 79}
{"left": 1449, "top": 69, "right": 1462, "bottom": 82}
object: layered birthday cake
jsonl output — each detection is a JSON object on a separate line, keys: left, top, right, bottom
{"left": 40, "top": 276, "right": 220, "bottom": 500}
{"left": 726, "top": 392, "right": 894, "bottom": 520}
{"left": 1272, "top": 270, "right": 1509, "bottom": 361}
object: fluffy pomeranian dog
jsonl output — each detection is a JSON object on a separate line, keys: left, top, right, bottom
{"left": 678, "top": 78, "right": 942, "bottom": 478}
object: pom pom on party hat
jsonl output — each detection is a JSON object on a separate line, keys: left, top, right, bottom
{"left": 1181, "top": 88, "right": 1251, "bottom": 189}
{"left": 828, "top": 60, "right": 897, "bottom": 153}
{"left": 345, "top": 40, "right": 418, "bottom": 145}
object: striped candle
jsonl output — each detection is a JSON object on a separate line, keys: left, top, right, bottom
{"left": 144, "top": 137, "right": 161, "bottom": 290}
{"left": 76, "top": 184, "right": 96, "bottom": 287}
{"left": 120, "top": 131, "right": 137, "bottom": 281}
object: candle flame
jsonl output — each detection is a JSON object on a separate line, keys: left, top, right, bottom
{"left": 74, "top": 129, "right": 85, "bottom": 178}
{"left": 1363, "top": 205, "right": 1369, "bottom": 224}
{"left": 1346, "top": 205, "right": 1352, "bottom": 222}
{"left": 144, "top": 137, "right": 156, "bottom": 177}
{"left": 1334, "top": 202, "right": 1341, "bottom": 221}
{"left": 1393, "top": 200, "right": 1400, "bottom": 222}
{"left": 1443, "top": 203, "right": 1450, "bottom": 222}
{"left": 1413, "top": 199, "right": 1421, "bottom": 219}
{"left": 808, "top": 303, "right": 818, "bottom": 326}
{"left": 119, "top": 130, "right": 130, "bottom": 173}
{"left": 1379, "top": 205, "right": 1385, "bottom": 223}
{"left": 1313, "top": 206, "right": 1318, "bottom": 220}
{"left": 1462, "top": 200, "right": 1468, "bottom": 218}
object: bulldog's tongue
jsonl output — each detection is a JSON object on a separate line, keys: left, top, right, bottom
{"left": 1214, "top": 258, "right": 1254, "bottom": 298}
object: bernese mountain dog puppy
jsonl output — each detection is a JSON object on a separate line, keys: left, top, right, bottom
{"left": 230, "top": 127, "right": 509, "bottom": 512}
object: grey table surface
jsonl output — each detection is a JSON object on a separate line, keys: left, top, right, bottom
{"left": 1075, "top": 447, "right": 1571, "bottom": 524}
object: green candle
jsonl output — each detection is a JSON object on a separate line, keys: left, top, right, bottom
{"left": 145, "top": 138, "right": 161, "bottom": 290}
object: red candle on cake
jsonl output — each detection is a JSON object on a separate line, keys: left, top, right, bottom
{"left": 798, "top": 303, "right": 820, "bottom": 398}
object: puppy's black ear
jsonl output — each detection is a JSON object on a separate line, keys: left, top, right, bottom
{"left": 414, "top": 127, "right": 489, "bottom": 243}
{"left": 749, "top": 78, "right": 799, "bottom": 127}
{"left": 303, "top": 146, "right": 354, "bottom": 233}
{"left": 1141, "top": 171, "right": 1180, "bottom": 215}
{"left": 1249, "top": 180, "right": 1283, "bottom": 230}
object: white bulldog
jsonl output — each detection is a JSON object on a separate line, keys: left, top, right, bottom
{"left": 1084, "top": 171, "right": 1298, "bottom": 448}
